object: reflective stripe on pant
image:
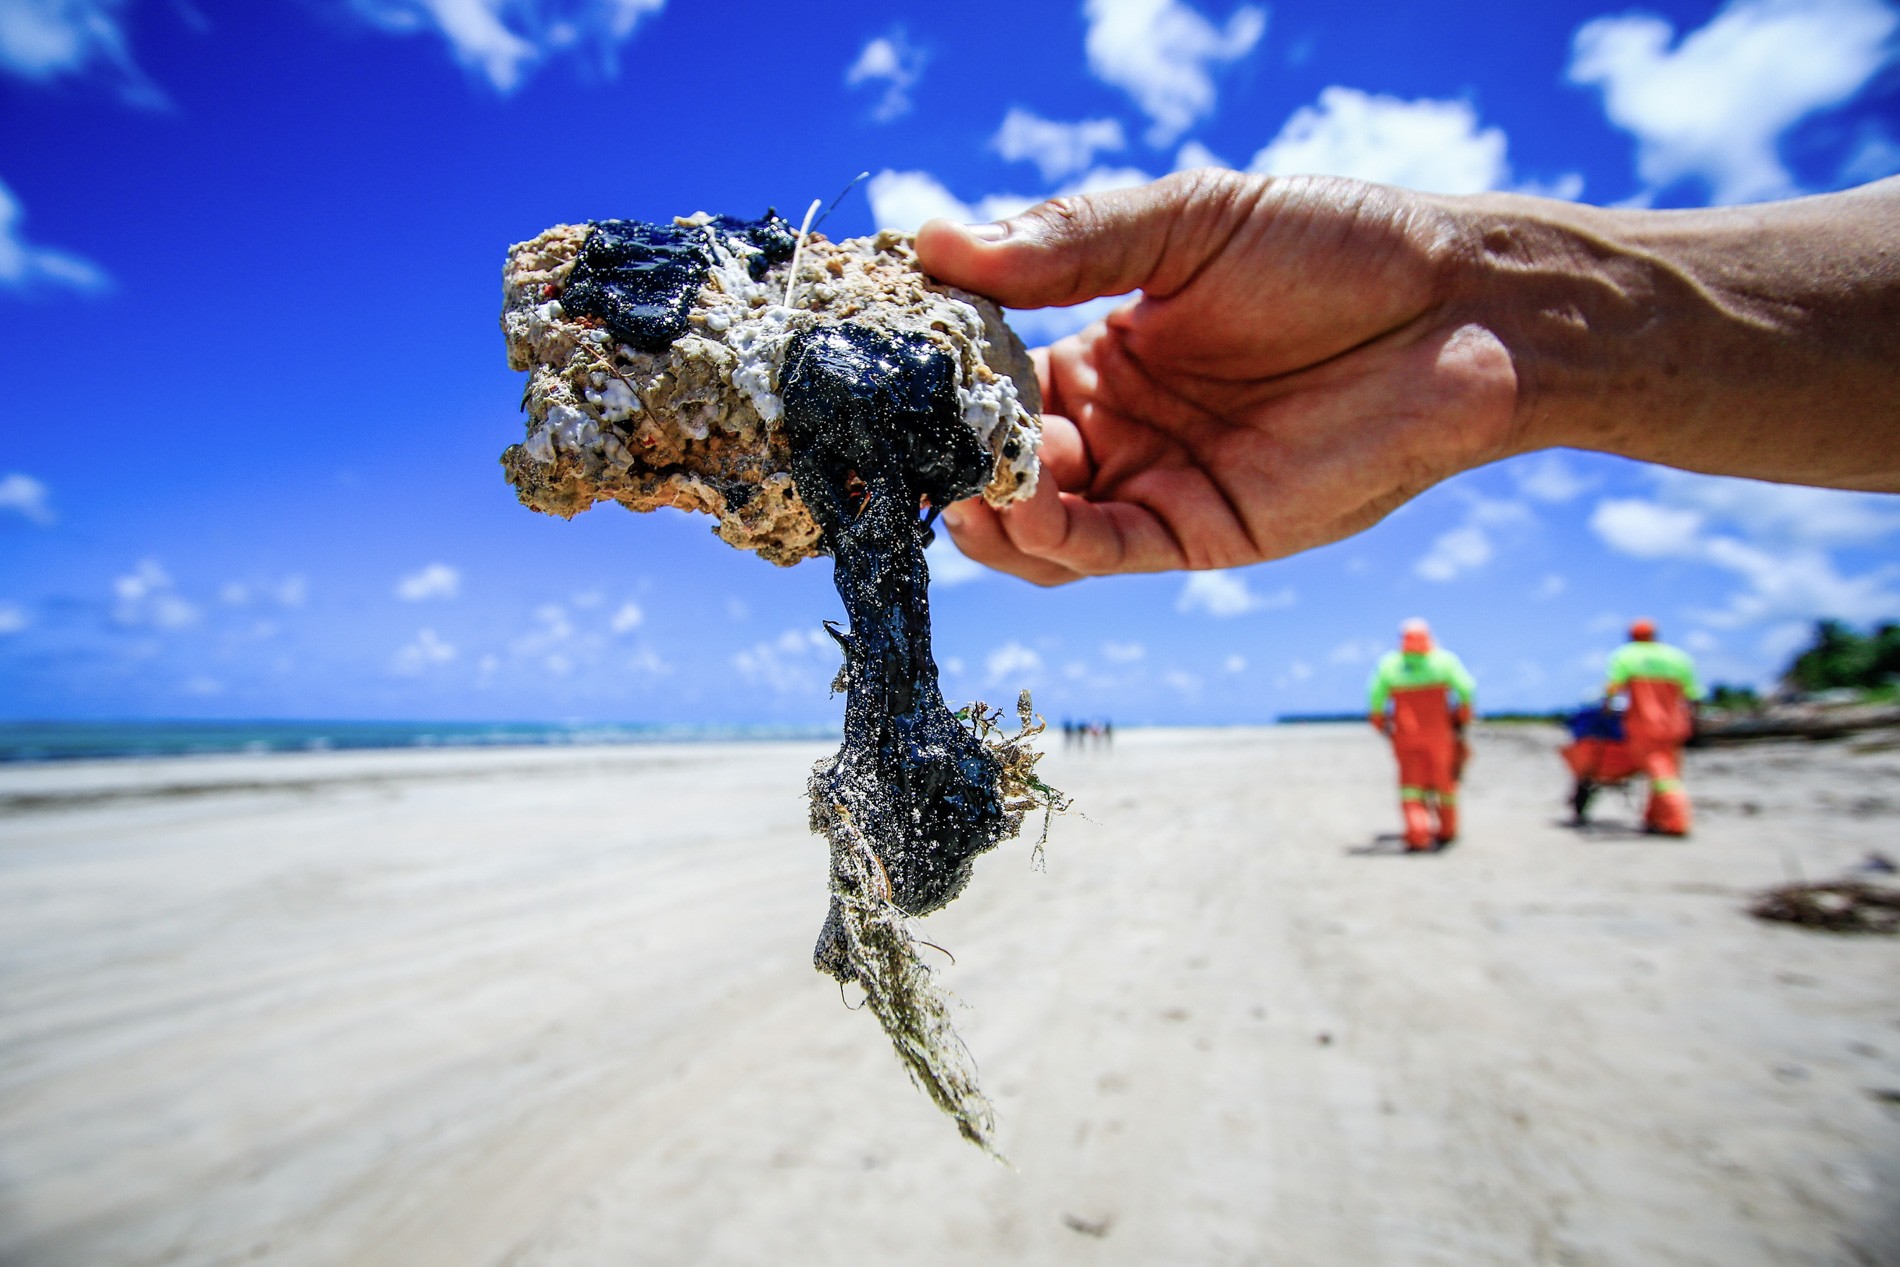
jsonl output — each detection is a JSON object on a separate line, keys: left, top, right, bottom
{"left": 1633, "top": 743, "right": 1692, "bottom": 835}
{"left": 1396, "top": 744, "right": 1459, "bottom": 846}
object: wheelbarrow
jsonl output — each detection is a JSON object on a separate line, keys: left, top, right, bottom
{"left": 1560, "top": 704, "right": 1637, "bottom": 826}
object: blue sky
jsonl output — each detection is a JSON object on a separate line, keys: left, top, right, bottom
{"left": 2, "top": 0, "right": 1898, "bottom": 725}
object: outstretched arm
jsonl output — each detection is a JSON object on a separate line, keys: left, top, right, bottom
{"left": 918, "top": 171, "right": 1900, "bottom": 586}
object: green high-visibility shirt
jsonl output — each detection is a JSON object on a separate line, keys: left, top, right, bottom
{"left": 1605, "top": 640, "right": 1704, "bottom": 698}
{"left": 1367, "top": 648, "right": 1478, "bottom": 713}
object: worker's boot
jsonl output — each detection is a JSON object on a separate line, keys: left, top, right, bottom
{"left": 1434, "top": 796, "right": 1459, "bottom": 846}
{"left": 1402, "top": 798, "right": 1435, "bottom": 851}
{"left": 1646, "top": 780, "right": 1692, "bottom": 836}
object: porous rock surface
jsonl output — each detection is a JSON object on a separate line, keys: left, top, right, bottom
{"left": 500, "top": 217, "right": 1042, "bottom": 566}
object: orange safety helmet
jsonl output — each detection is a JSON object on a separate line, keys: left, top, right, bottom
{"left": 1400, "top": 617, "right": 1432, "bottom": 655}
{"left": 1630, "top": 617, "right": 1657, "bottom": 641}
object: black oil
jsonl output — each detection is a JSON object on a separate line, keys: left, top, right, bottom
{"left": 559, "top": 211, "right": 794, "bottom": 351}
{"left": 778, "top": 324, "right": 1010, "bottom": 980}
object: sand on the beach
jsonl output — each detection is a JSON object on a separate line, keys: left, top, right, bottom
{"left": 0, "top": 724, "right": 1896, "bottom": 1266}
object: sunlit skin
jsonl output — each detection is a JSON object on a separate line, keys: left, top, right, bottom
{"left": 917, "top": 169, "right": 1900, "bottom": 586}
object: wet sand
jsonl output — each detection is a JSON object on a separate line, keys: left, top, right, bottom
{"left": 0, "top": 725, "right": 1896, "bottom": 1266}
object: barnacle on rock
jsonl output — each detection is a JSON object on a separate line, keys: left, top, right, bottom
{"left": 499, "top": 211, "right": 1065, "bottom": 1154}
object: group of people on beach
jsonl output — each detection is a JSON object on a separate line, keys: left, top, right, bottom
{"left": 1364, "top": 618, "right": 1703, "bottom": 852}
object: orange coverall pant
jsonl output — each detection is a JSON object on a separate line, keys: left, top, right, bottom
{"left": 1620, "top": 679, "right": 1693, "bottom": 835}
{"left": 1382, "top": 688, "right": 1463, "bottom": 848}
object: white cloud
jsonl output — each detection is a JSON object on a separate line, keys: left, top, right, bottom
{"left": 1841, "top": 124, "right": 1900, "bottom": 184}
{"left": 1249, "top": 87, "right": 1509, "bottom": 194}
{"left": 392, "top": 627, "right": 457, "bottom": 674}
{"left": 1084, "top": 0, "right": 1266, "bottom": 143}
{"left": 275, "top": 575, "right": 308, "bottom": 607}
{"left": 0, "top": 179, "right": 108, "bottom": 293}
{"left": 1101, "top": 640, "right": 1146, "bottom": 663}
{"left": 626, "top": 645, "right": 668, "bottom": 675}
{"left": 344, "top": 0, "right": 666, "bottom": 93}
{"left": 181, "top": 674, "right": 222, "bottom": 697}
{"left": 1005, "top": 293, "right": 1132, "bottom": 348}
{"left": 0, "top": 0, "right": 161, "bottom": 105}
{"left": 986, "top": 640, "right": 1044, "bottom": 684}
{"left": 0, "top": 602, "right": 27, "bottom": 634}
{"left": 993, "top": 109, "right": 1127, "bottom": 182}
{"left": 865, "top": 170, "right": 1032, "bottom": 233}
{"left": 1223, "top": 653, "right": 1247, "bottom": 672}
{"left": 1176, "top": 569, "right": 1293, "bottom": 616}
{"left": 112, "top": 559, "right": 199, "bottom": 630}
{"left": 925, "top": 532, "right": 985, "bottom": 585}
{"left": 1512, "top": 453, "right": 1595, "bottom": 503}
{"left": 1416, "top": 525, "right": 1494, "bottom": 582}
{"left": 1161, "top": 668, "right": 1203, "bottom": 697}
{"left": 1568, "top": 0, "right": 1899, "bottom": 204}
{"left": 1328, "top": 636, "right": 1383, "bottom": 665}
{"left": 846, "top": 29, "right": 925, "bottom": 121}
{"left": 1590, "top": 498, "right": 1708, "bottom": 558}
{"left": 609, "top": 600, "right": 644, "bottom": 633}
{"left": 1590, "top": 472, "right": 1900, "bottom": 627}
{"left": 395, "top": 562, "right": 460, "bottom": 601}
{"left": 1174, "top": 139, "right": 1230, "bottom": 170}
{"left": 0, "top": 472, "right": 55, "bottom": 523}
{"left": 732, "top": 627, "right": 836, "bottom": 695}
{"left": 1535, "top": 572, "right": 1568, "bottom": 599}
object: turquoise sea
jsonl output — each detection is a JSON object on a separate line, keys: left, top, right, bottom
{"left": 0, "top": 720, "right": 832, "bottom": 763}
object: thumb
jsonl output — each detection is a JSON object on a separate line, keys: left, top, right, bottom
{"left": 914, "top": 169, "right": 1259, "bottom": 311}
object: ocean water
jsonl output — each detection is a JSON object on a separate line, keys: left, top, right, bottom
{"left": 0, "top": 720, "right": 831, "bottom": 763}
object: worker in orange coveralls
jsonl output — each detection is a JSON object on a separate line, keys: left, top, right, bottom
{"left": 1367, "top": 619, "right": 1477, "bottom": 851}
{"left": 1605, "top": 618, "right": 1704, "bottom": 836}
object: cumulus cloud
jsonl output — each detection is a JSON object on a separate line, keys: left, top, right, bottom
{"left": 1591, "top": 498, "right": 1707, "bottom": 558}
{"left": 392, "top": 627, "right": 456, "bottom": 674}
{"left": 1512, "top": 453, "right": 1596, "bottom": 503}
{"left": 1535, "top": 572, "right": 1568, "bottom": 599}
{"left": 1176, "top": 569, "right": 1294, "bottom": 616}
{"left": 1084, "top": 0, "right": 1266, "bottom": 143}
{"left": 0, "top": 602, "right": 28, "bottom": 634}
{"left": 1101, "top": 640, "right": 1146, "bottom": 663}
{"left": 1415, "top": 494, "right": 1533, "bottom": 581}
{"left": 732, "top": 627, "right": 837, "bottom": 695}
{"left": 1174, "top": 139, "right": 1230, "bottom": 170}
{"left": 993, "top": 109, "right": 1127, "bottom": 182}
{"left": 1249, "top": 87, "right": 1509, "bottom": 194}
{"left": 344, "top": 0, "right": 666, "bottom": 93}
{"left": 1161, "top": 667, "right": 1203, "bottom": 697}
{"left": 1568, "top": 0, "right": 1899, "bottom": 204}
{"left": 609, "top": 600, "right": 643, "bottom": 633}
{"left": 1415, "top": 525, "right": 1494, "bottom": 582}
{"left": 112, "top": 559, "right": 199, "bottom": 629}
{"left": 924, "top": 532, "right": 986, "bottom": 585}
{"left": 1590, "top": 472, "right": 1900, "bottom": 626}
{"left": 0, "top": 0, "right": 163, "bottom": 105}
{"left": 986, "top": 640, "right": 1044, "bottom": 684}
{"left": 0, "top": 179, "right": 109, "bottom": 294}
{"left": 1223, "top": 653, "right": 1247, "bottom": 672}
{"left": 395, "top": 562, "right": 460, "bottom": 601}
{"left": 0, "top": 472, "right": 55, "bottom": 523}
{"left": 845, "top": 28, "right": 924, "bottom": 121}
{"left": 1328, "top": 636, "right": 1383, "bottom": 665}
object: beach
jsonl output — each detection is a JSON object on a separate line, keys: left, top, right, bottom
{"left": 1, "top": 724, "right": 1896, "bottom": 1266}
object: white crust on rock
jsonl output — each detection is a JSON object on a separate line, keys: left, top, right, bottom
{"left": 500, "top": 221, "right": 1043, "bottom": 567}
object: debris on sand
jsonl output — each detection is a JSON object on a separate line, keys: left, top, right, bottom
{"left": 499, "top": 209, "right": 1064, "bottom": 1153}
{"left": 1748, "top": 881, "right": 1900, "bottom": 934}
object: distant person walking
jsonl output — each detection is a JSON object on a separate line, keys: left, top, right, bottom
{"left": 1367, "top": 619, "right": 1477, "bottom": 851}
{"left": 1605, "top": 619, "right": 1704, "bottom": 836}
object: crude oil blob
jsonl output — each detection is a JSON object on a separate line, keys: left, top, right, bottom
{"left": 778, "top": 324, "right": 1012, "bottom": 978}
{"left": 560, "top": 212, "right": 794, "bottom": 351}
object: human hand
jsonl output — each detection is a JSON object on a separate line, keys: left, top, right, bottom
{"left": 917, "top": 169, "right": 1522, "bottom": 586}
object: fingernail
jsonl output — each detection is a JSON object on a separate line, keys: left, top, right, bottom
{"left": 940, "top": 504, "right": 965, "bottom": 528}
{"left": 963, "top": 221, "right": 1010, "bottom": 242}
